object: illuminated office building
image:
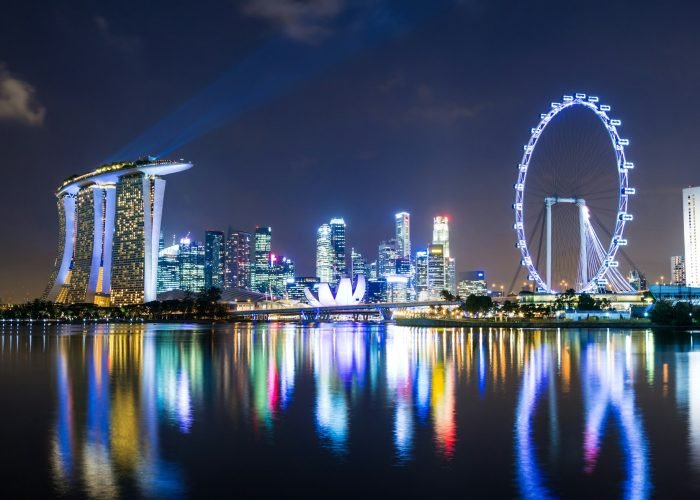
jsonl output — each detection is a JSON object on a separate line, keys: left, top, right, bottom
{"left": 378, "top": 239, "right": 398, "bottom": 278}
{"left": 432, "top": 216, "right": 450, "bottom": 257}
{"left": 432, "top": 215, "right": 456, "bottom": 295}
{"left": 446, "top": 257, "right": 456, "bottom": 295}
{"left": 224, "top": 229, "right": 251, "bottom": 290}
{"left": 204, "top": 230, "right": 225, "bottom": 290}
{"left": 270, "top": 255, "right": 295, "bottom": 297}
{"left": 395, "top": 212, "right": 411, "bottom": 259}
{"left": 415, "top": 251, "right": 428, "bottom": 299}
{"left": 157, "top": 242, "right": 180, "bottom": 293}
{"left": 43, "top": 158, "right": 192, "bottom": 305}
{"left": 351, "top": 248, "right": 367, "bottom": 281}
{"left": 457, "top": 270, "right": 487, "bottom": 297}
{"left": 252, "top": 227, "right": 272, "bottom": 293}
{"left": 330, "top": 218, "right": 346, "bottom": 280}
{"left": 685, "top": 187, "right": 700, "bottom": 286}
{"left": 179, "top": 237, "right": 205, "bottom": 293}
{"left": 672, "top": 255, "right": 686, "bottom": 286}
{"left": 427, "top": 244, "right": 446, "bottom": 299}
{"left": 316, "top": 223, "right": 333, "bottom": 283}
{"left": 287, "top": 276, "right": 320, "bottom": 302}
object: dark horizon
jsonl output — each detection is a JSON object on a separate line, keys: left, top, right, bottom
{"left": 1, "top": 0, "right": 699, "bottom": 302}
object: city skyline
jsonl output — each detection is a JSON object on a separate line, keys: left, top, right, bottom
{"left": 1, "top": 0, "right": 700, "bottom": 302}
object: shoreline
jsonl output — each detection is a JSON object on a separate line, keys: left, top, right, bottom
{"left": 392, "top": 318, "right": 692, "bottom": 329}
{"left": 1, "top": 317, "right": 696, "bottom": 330}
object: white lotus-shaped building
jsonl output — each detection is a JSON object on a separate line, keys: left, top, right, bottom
{"left": 304, "top": 276, "right": 366, "bottom": 307}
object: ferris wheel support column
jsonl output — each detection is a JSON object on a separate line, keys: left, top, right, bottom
{"left": 545, "top": 197, "right": 555, "bottom": 293}
{"left": 577, "top": 199, "right": 588, "bottom": 290}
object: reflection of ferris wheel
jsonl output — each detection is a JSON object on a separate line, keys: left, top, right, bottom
{"left": 513, "top": 93, "right": 634, "bottom": 293}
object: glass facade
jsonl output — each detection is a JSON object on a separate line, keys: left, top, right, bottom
{"left": 395, "top": 212, "right": 411, "bottom": 259}
{"left": 286, "top": 276, "right": 320, "bottom": 303}
{"left": 179, "top": 237, "right": 205, "bottom": 293}
{"left": 252, "top": 227, "right": 272, "bottom": 293}
{"left": 157, "top": 244, "right": 180, "bottom": 293}
{"left": 427, "top": 244, "right": 445, "bottom": 299}
{"left": 316, "top": 224, "right": 333, "bottom": 283}
{"left": 205, "top": 230, "right": 225, "bottom": 290}
{"left": 457, "top": 270, "right": 487, "bottom": 297}
{"left": 378, "top": 239, "right": 398, "bottom": 279}
{"left": 270, "top": 255, "right": 294, "bottom": 297}
{"left": 671, "top": 255, "right": 686, "bottom": 286}
{"left": 351, "top": 248, "right": 366, "bottom": 281}
{"left": 330, "top": 218, "right": 346, "bottom": 281}
{"left": 415, "top": 251, "right": 428, "bottom": 299}
{"left": 224, "top": 229, "right": 251, "bottom": 290}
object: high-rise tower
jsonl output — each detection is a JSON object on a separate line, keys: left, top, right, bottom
{"left": 671, "top": 255, "right": 686, "bottom": 286}
{"left": 395, "top": 212, "right": 411, "bottom": 259}
{"left": 330, "top": 218, "right": 346, "bottom": 280}
{"left": 316, "top": 223, "right": 333, "bottom": 283}
{"left": 432, "top": 216, "right": 450, "bottom": 257}
{"left": 224, "top": 229, "right": 252, "bottom": 290}
{"left": 43, "top": 158, "right": 192, "bottom": 306}
{"left": 252, "top": 227, "right": 272, "bottom": 293}
{"left": 684, "top": 187, "right": 700, "bottom": 286}
{"left": 204, "top": 230, "right": 225, "bottom": 290}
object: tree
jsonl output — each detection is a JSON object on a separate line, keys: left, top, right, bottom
{"left": 554, "top": 289, "right": 577, "bottom": 311}
{"left": 649, "top": 300, "right": 697, "bottom": 325}
{"left": 577, "top": 293, "right": 598, "bottom": 311}
{"left": 440, "top": 290, "right": 456, "bottom": 301}
{"left": 501, "top": 300, "right": 520, "bottom": 316}
{"left": 463, "top": 294, "right": 493, "bottom": 315}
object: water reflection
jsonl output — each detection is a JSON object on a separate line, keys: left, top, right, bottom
{"left": 1, "top": 323, "right": 699, "bottom": 497}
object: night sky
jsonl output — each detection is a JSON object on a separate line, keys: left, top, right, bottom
{"left": 1, "top": 0, "right": 699, "bottom": 302}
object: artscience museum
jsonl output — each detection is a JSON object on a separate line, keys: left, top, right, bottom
{"left": 304, "top": 276, "right": 366, "bottom": 307}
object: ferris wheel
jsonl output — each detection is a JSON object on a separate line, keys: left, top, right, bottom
{"left": 513, "top": 93, "right": 635, "bottom": 294}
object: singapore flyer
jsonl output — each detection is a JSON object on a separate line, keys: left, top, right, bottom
{"left": 513, "top": 93, "right": 635, "bottom": 294}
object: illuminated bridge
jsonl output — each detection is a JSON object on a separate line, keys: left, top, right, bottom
{"left": 229, "top": 300, "right": 463, "bottom": 322}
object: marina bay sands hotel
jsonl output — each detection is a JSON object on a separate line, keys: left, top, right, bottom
{"left": 43, "top": 157, "right": 193, "bottom": 306}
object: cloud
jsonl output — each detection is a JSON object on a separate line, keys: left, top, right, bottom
{"left": 0, "top": 64, "right": 46, "bottom": 126}
{"left": 242, "top": 0, "right": 345, "bottom": 42}
{"left": 95, "top": 16, "right": 142, "bottom": 54}
{"left": 405, "top": 84, "right": 480, "bottom": 124}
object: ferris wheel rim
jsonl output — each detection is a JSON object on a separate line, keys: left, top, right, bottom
{"left": 513, "top": 93, "right": 633, "bottom": 293}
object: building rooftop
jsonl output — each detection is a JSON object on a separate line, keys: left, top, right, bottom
{"left": 57, "top": 156, "right": 193, "bottom": 195}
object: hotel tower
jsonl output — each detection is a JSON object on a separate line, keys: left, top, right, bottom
{"left": 43, "top": 157, "right": 193, "bottom": 306}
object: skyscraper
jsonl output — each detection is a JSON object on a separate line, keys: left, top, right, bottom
{"left": 330, "top": 218, "right": 346, "bottom": 280}
{"left": 270, "top": 254, "right": 295, "bottom": 296}
{"left": 684, "top": 186, "right": 700, "bottom": 286}
{"left": 204, "top": 230, "right": 225, "bottom": 290}
{"left": 432, "top": 215, "right": 455, "bottom": 295}
{"left": 395, "top": 212, "right": 411, "bottom": 259}
{"left": 43, "top": 158, "right": 192, "bottom": 306}
{"left": 378, "top": 239, "right": 398, "bottom": 278}
{"left": 252, "top": 227, "right": 272, "bottom": 293}
{"left": 351, "top": 248, "right": 367, "bottom": 281}
{"left": 224, "top": 229, "right": 252, "bottom": 290}
{"left": 446, "top": 257, "right": 456, "bottom": 295}
{"left": 415, "top": 251, "right": 428, "bottom": 299}
{"left": 157, "top": 241, "right": 180, "bottom": 293}
{"left": 432, "top": 216, "right": 450, "bottom": 257}
{"left": 179, "top": 237, "right": 205, "bottom": 292}
{"left": 427, "top": 244, "right": 446, "bottom": 299}
{"left": 316, "top": 223, "right": 333, "bottom": 283}
{"left": 671, "top": 255, "right": 686, "bottom": 286}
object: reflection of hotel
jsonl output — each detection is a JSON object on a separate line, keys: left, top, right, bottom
{"left": 43, "top": 158, "right": 192, "bottom": 306}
